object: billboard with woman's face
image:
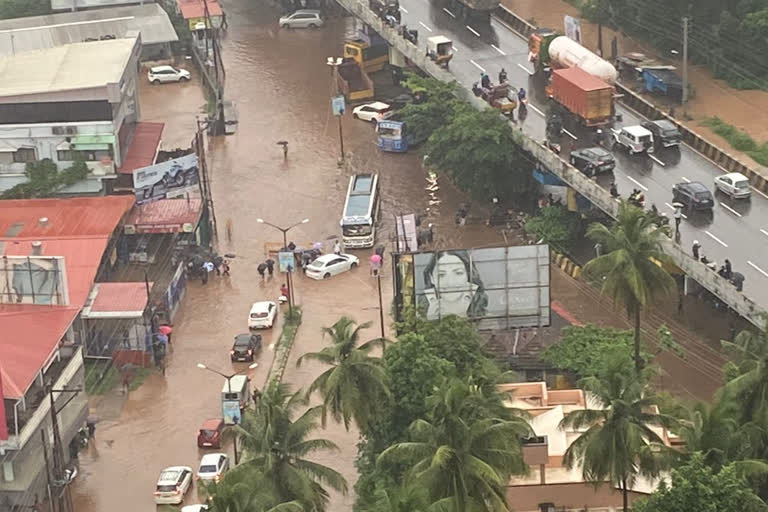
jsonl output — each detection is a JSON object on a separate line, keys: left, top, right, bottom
{"left": 394, "top": 245, "right": 550, "bottom": 330}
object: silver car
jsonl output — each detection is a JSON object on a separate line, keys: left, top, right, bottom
{"left": 279, "top": 9, "right": 323, "bottom": 29}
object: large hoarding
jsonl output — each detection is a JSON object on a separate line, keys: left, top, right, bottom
{"left": 133, "top": 154, "right": 200, "bottom": 205}
{"left": 393, "top": 245, "right": 550, "bottom": 330}
{"left": 0, "top": 255, "right": 69, "bottom": 305}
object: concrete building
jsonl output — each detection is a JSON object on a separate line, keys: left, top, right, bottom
{"left": 0, "top": 36, "right": 141, "bottom": 195}
{"left": 499, "top": 382, "right": 679, "bottom": 512}
{"left": 0, "top": 4, "right": 178, "bottom": 60}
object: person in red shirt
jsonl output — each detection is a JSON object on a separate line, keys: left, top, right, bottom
{"left": 280, "top": 283, "right": 290, "bottom": 302}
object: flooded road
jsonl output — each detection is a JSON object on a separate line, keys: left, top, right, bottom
{"left": 72, "top": 1, "right": 505, "bottom": 510}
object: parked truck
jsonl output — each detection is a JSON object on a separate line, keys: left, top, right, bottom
{"left": 337, "top": 59, "right": 375, "bottom": 101}
{"left": 344, "top": 39, "right": 390, "bottom": 73}
{"left": 546, "top": 67, "right": 613, "bottom": 127}
{"left": 529, "top": 28, "right": 618, "bottom": 85}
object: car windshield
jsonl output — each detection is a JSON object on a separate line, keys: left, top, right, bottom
{"left": 639, "top": 135, "right": 651, "bottom": 143}
{"left": 308, "top": 260, "right": 325, "bottom": 269}
{"left": 663, "top": 129, "right": 679, "bottom": 137}
{"left": 250, "top": 312, "right": 268, "bottom": 319}
{"left": 735, "top": 180, "right": 750, "bottom": 189}
{"left": 156, "top": 484, "right": 177, "bottom": 492}
{"left": 159, "top": 470, "right": 179, "bottom": 482}
{"left": 343, "top": 225, "right": 372, "bottom": 236}
{"left": 694, "top": 192, "right": 711, "bottom": 200}
{"left": 201, "top": 429, "right": 216, "bottom": 437}
{"left": 199, "top": 464, "right": 218, "bottom": 473}
{"left": 234, "top": 338, "right": 251, "bottom": 347}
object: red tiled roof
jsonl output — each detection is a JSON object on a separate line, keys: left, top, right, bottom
{"left": 177, "top": 0, "right": 223, "bottom": 19}
{"left": 0, "top": 196, "right": 134, "bottom": 239}
{"left": 89, "top": 282, "right": 150, "bottom": 314}
{"left": 0, "top": 307, "right": 80, "bottom": 398}
{"left": 118, "top": 122, "right": 164, "bottom": 175}
{"left": 125, "top": 197, "right": 203, "bottom": 233}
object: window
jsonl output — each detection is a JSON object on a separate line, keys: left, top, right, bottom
{"left": 13, "top": 148, "right": 36, "bottom": 163}
{"left": 2, "top": 461, "right": 13, "bottom": 482}
{"left": 57, "top": 147, "right": 113, "bottom": 162}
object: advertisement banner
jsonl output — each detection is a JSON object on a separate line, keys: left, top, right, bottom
{"left": 278, "top": 251, "right": 295, "bottom": 273}
{"left": 133, "top": 154, "right": 200, "bottom": 205}
{"left": 222, "top": 400, "right": 242, "bottom": 425}
{"left": 332, "top": 95, "right": 346, "bottom": 116}
{"left": 564, "top": 15, "right": 582, "bottom": 44}
{"left": 395, "top": 245, "right": 551, "bottom": 330}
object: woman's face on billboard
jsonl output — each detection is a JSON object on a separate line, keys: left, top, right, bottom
{"left": 433, "top": 254, "right": 469, "bottom": 290}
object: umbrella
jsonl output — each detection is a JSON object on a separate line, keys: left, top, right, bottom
{"left": 158, "top": 325, "right": 173, "bottom": 336}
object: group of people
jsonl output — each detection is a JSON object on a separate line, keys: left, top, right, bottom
{"left": 199, "top": 258, "right": 230, "bottom": 284}
{"left": 692, "top": 240, "right": 744, "bottom": 291}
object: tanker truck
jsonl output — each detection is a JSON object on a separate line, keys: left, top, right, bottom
{"left": 528, "top": 28, "right": 618, "bottom": 84}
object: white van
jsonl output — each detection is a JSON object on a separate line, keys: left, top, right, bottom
{"left": 221, "top": 375, "right": 251, "bottom": 424}
{"left": 612, "top": 125, "right": 655, "bottom": 154}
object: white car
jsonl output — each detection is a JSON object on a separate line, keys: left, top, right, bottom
{"left": 279, "top": 9, "right": 323, "bottom": 29}
{"left": 248, "top": 301, "right": 277, "bottom": 329}
{"left": 714, "top": 172, "right": 751, "bottom": 199}
{"left": 148, "top": 65, "right": 191, "bottom": 84}
{"left": 197, "top": 453, "right": 230, "bottom": 482}
{"left": 182, "top": 506, "right": 209, "bottom": 512}
{"left": 612, "top": 125, "right": 654, "bottom": 154}
{"left": 154, "top": 466, "right": 193, "bottom": 505}
{"left": 305, "top": 253, "right": 359, "bottom": 280}
{"left": 353, "top": 102, "right": 393, "bottom": 124}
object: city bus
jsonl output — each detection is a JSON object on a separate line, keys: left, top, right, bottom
{"left": 340, "top": 173, "right": 379, "bottom": 249}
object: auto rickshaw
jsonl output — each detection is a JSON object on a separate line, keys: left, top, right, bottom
{"left": 426, "top": 36, "right": 453, "bottom": 68}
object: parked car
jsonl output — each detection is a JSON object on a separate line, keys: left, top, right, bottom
{"left": 197, "top": 453, "right": 230, "bottom": 482}
{"left": 569, "top": 146, "right": 616, "bottom": 176}
{"left": 182, "top": 505, "right": 209, "bottom": 512}
{"left": 248, "top": 301, "right": 277, "bottom": 330}
{"left": 305, "top": 253, "right": 359, "bottom": 280}
{"left": 353, "top": 102, "right": 393, "bottom": 124}
{"left": 197, "top": 418, "right": 224, "bottom": 448}
{"left": 642, "top": 119, "right": 681, "bottom": 148}
{"left": 279, "top": 9, "right": 323, "bottom": 29}
{"left": 154, "top": 466, "right": 193, "bottom": 505}
{"left": 231, "top": 333, "right": 262, "bottom": 362}
{"left": 147, "top": 65, "right": 191, "bottom": 84}
{"left": 714, "top": 172, "right": 751, "bottom": 199}
{"left": 612, "top": 125, "right": 654, "bottom": 154}
{"left": 673, "top": 181, "right": 715, "bottom": 210}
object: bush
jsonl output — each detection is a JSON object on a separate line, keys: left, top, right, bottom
{"left": 525, "top": 205, "right": 582, "bottom": 253}
{"left": 702, "top": 117, "right": 768, "bottom": 167}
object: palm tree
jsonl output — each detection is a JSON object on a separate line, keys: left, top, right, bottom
{"left": 560, "top": 364, "right": 677, "bottom": 512}
{"left": 236, "top": 381, "right": 348, "bottom": 512}
{"left": 297, "top": 316, "right": 390, "bottom": 431}
{"left": 722, "top": 326, "right": 768, "bottom": 427}
{"left": 583, "top": 201, "right": 676, "bottom": 372}
{"left": 377, "top": 377, "right": 531, "bottom": 512}
{"left": 204, "top": 466, "right": 304, "bottom": 512}
{"left": 677, "top": 397, "right": 740, "bottom": 471}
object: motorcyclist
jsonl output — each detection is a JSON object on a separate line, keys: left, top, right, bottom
{"left": 481, "top": 72, "right": 491, "bottom": 89}
{"left": 498, "top": 68, "right": 508, "bottom": 83}
{"left": 517, "top": 87, "right": 527, "bottom": 103}
{"left": 594, "top": 128, "right": 603, "bottom": 146}
{"left": 610, "top": 182, "right": 619, "bottom": 198}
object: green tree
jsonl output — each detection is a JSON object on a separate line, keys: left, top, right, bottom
{"left": 633, "top": 454, "right": 768, "bottom": 512}
{"left": 560, "top": 363, "right": 677, "bottom": 512}
{"left": 297, "top": 316, "right": 390, "bottom": 431}
{"left": 543, "top": 324, "right": 639, "bottom": 380}
{"left": 236, "top": 381, "right": 348, "bottom": 511}
{"left": 204, "top": 466, "right": 304, "bottom": 512}
{"left": 1, "top": 159, "right": 89, "bottom": 199}
{"left": 582, "top": 202, "right": 676, "bottom": 373}
{"left": 398, "top": 74, "right": 461, "bottom": 145}
{"left": 721, "top": 326, "right": 768, "bottom": 426}
{"left": 424, "top": 106, "right": 535, "bottom": 203}
{"left": 524, "top": 205, "right": 583, "bottom": 253}
{"left": 677, "top": 397, "right": 740, "bottom": 471}
{"left": 378, "top": 377, "right": 531, "bottom": 512}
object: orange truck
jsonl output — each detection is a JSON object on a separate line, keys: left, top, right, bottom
{"left": 546, "top": 67, "right": 613, "bottom": 127}
{"left": 336, "top": 59, "right": 375, "bottom": 101}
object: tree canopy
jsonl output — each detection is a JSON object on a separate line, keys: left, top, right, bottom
{"left": 543, "top": 324, "right": 640, "bottom": 379}
{"left": 1, "top": 159, "right": 89, "bottom": 199}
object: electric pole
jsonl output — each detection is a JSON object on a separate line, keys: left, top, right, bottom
{"left": 682, "top": 16, "right": 690, "bottom": 116}
{"left": 47, "top": 386, "right": 81, "bottom": 512}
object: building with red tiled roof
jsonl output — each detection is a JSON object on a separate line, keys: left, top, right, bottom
{"left": 176, "top": 0, "right": 224, "bottom": 31}
{"left": 118, "top": 122, "right": 164, "bottom": 176}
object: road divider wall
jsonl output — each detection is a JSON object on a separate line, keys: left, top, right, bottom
{"left": 339, "top": 0, "right": 765, "bottom": 327}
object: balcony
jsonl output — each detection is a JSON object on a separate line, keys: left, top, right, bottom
{"left": 2, "top": 348, "right": 84, "bottom": 451}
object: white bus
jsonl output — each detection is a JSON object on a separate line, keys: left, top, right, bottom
{"left": 340, "top": 173, "right": 380, "bottom": 248}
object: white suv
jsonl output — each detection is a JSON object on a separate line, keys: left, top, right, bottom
{"left": 147, "top": 65, "right": 191, "bottom": 84}
{"left": 353, "top": 102, "right": 393, "bottom": 124}
{"left": 279, "top": 10, "right": 324, "bottom": 29}
{"left": 612, "top": 125, "right": 654, "bottom": 154}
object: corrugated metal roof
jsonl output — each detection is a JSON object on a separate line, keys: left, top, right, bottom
{"left": 118, "top": 122, "right": 164, "bottom": 175}
{"left": 554, "top": 66, "right": 611, "bottom": 91}
{"left": 177, "top": 0, "right": 223, "bottom": 19}
{"left": 125, "top": 197, "right": 202, "bottom": 231}
{"left": 89, "top": 282, "right": 150, "bottom": 314}
{"left": 0, "top": 306, "right": 80, "bottom": 398}
{"left": 0, "top": 196, "right": 134, "bottom": 239}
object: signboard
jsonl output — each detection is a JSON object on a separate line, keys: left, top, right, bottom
{"left": 564, "top": 15, "right": 582, "bottom": 44}
{"left": 0, "top": 255, "right": 69, "bottom": 305}
{"left": 133, "top": 154, "right": 200, "bottom": 205}
{"left": 278, "top": 251, "right": 295, "bottom": 273}
{"left": 222, "top": 400, "right": 241, "bottom": 425}
{"left": 332, "top": 95, "right": 346, "bottom": 116}
{"left": 393, "top": 245, "right": 551, "bottom": 330}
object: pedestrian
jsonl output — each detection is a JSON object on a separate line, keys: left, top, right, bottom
{"left": 86, "top": 418, "right": 96, "bottom": 438}
{"left": 370, "top": 252, "right": 382, "bottom": 276}
{"left": 725, "top": 258, "right": 732, "bottom": 279}
{"left": 277, "top": 140, "right": 288, "bottom": 159}
{"left": 333, "top": 240, "right": 341, "bottom": 255}
{"left": 280, "top": 283, "right": 290, "bottom": 302}
{"left": 692, "top": 240, "right": 701, "bottom": 260}
{"left": 121, "top": 371, "right": 131, "bottom": 394}
{"left": 222, "top": 259, "right": 231, "bottom": 276}
{"left": 375, "top": 245, "right": 386, "bottom": 265}
{"left": 265, "top": 258, "right": 275, "bottom": 276}
{"left": 673, "top": 205, "right": 682, "bottom": 233}
{"left": 677, "top": 290, "right": 684, "bottom": 315}
{"left": 201, "top": 263, "right": 209, "bottom": 284}
{"left": 257, "top": 262, "right": 267, "bottom": 278}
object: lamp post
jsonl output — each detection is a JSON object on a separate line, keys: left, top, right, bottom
{"left": 196, "top": 362, "right": 257, "bottom": 464}
{"left": 256, "top": 217, "right": 309, "bottom": 318}
{"left": 326, "top": 56, "right": 345, "bottom": 162}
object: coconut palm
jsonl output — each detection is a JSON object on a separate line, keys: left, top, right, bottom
{"left": 677, "top": 396, "right": 740, "bottom": 471}
{"left": 204, "top": 466, "right": 304, "bottom": 512}
{"left": 583, "top": 201, "right": 676, "bottom": 372}
{"left": 560, "top": 363, "right": 677, "bottom": 512}
{"left": 235, "top": 381, "right": 348, "bottom": 512}
{"left": 297, "top": 316, "right": 390, "bottom": 431}
{"left": 722, "top": 326, "right": 768, "bottom": 427}
{"left": 377, "top": 377, "right": 531, "bottom": 512}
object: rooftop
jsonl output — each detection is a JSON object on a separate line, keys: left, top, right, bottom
{"left": 118, "top": 122, "right": 165, "bottom": 175}
{"left": 124, "top": 197, "right": 203, "bottom": 233}
{"left": 82, "top": 282, "right": 151, "bottom": 319}
{"left": 177, "top": 0, "right": 223, "bottom": 19}
{"left": 554, "top": 66, "right": 611, "bottom": 91}
{"left": 0, "top": 37, "right": 137, "bottom": 98}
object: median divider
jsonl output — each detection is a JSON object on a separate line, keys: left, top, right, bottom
{"left": 266, "top": 307, "right": 302, "bottom": 385}
{"left": 552, "top": 250, "right": 581, "bottom": 279}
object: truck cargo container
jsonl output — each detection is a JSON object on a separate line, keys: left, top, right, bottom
{"left": 344, "top": 39, "right": 389, "bottom": 73}
{"left": 529, "top": 29, "right": 618, "bottom": 85}
{"left": 337, "top": 59, "right": 375, "bottom": 101}
{"left": 546, "top": 67, "right": 613, "bottom": 127}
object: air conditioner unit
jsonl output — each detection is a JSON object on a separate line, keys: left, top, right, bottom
{"left": 52, "top": 126, "right": 78, "bottom": 135}
{"left": 538, "top": 503, "right": 555, "bottom": 512}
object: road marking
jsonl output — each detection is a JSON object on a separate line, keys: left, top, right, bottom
{"left": 752, "top": 187, "right": 768, "bottom": 200}
{"left": 748, "top": 261, "right": 768, "bottom": 278}
{"left": 665, "top": 202, "right": 687, "bottom": 219}
{"left": 562, "top": 129, "right": 577, "bottom": 141}
{"left": 399, "top": 5, "right": 408, "bottom": 12}
{"left": 469, "top": 59, "right": 485, "bottom": 72}
{"left": 626, "top": 176, "right": 648, "bottom": 191}
{"left": 719, "top": 202, "right": 742, "bottom": 218}
{"left": 419, "top": 21, "right": 432, "bottom": 32}
{"left": 466, "top": 25, "right": 481, "bottom": 37}
{"left": 648, "top": 154, "right": 666, "bottom": 167}
{"left": 491, "top": 44, "right": 506, "bottom": 55}
{"left": 442, "top": 7, "right": 455, "bottom": 17}
{"left": 761, "top": 228, "right": 768, "bottom": 237}
{"left": 517, "top": 63, "right": 533, "bottom": 75}
{"left": 452, "top": 46, "right": 458, "bottom": 52}
{"left": 528, "top": 103, "right": 544, "bottom": 116}
{"left": 681, "top": 176, "right": 691, "bottom": 183}
{"left": 705, "top": 230, "right": 728, "bottom": 248}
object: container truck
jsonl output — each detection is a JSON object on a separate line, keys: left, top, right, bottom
{"left": 546, "top": 67, "right": 613, "bottom": 127}
{"left": 336, "top": 59, "right": 375, "bottom": 101}
{"left": 344, "top": 39, "right": 389, "bottom": 73}
{"left": 529, "top": 28, "right": 618, "bottom": 85}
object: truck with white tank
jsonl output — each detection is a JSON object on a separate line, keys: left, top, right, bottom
{"left": 528, "top": 28, "right": 618, "bottom": 84}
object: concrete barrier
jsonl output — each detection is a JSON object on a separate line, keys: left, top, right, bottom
{"left": 337, "top": 0, "right": 765, "bottom": 327}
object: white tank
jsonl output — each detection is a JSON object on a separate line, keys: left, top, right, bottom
{"left": 548, "top": 36, "right": 618, "bottom": 84}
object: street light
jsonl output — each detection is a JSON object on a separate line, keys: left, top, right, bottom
{"left": 326, "top": 56, "right": 345, "bottom": 162}
{"left": 256, "top": 217, "right": 310, "bottom": 317}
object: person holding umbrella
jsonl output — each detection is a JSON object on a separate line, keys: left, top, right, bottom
{"left": 159, "top": 324, "right": 173, "bottom": 344}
